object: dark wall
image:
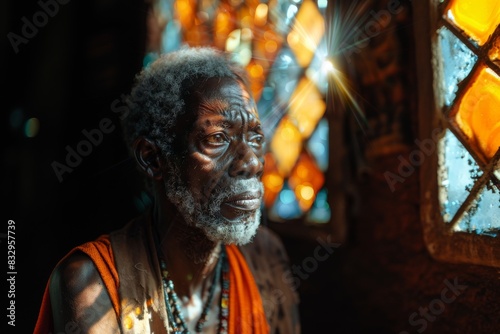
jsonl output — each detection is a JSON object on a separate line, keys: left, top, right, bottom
{"left": 4, "top": 1, "right": 148, "bottom": 332}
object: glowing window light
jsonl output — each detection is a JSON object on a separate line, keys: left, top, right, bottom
{"left": 287, "top": 0, "right": 325, "bottom": 68}
{"left": 254, "top": 3, "right": 268, "bottom": 26}
{"left": 447, "top": 0, "right": 500, "bottom": 46}
{"left": 454, "top": 66, "right": 500, "bottom": 160}
{"left": 288, "top": 77, "right": 326, "bottom": 138}
{"left": 270, "top": 117, "right": 302, "bottom": 176}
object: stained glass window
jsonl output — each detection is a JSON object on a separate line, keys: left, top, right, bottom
{"left": 434, "top": 0, "right": 500, "bottom": 236}
{"left": 148, "top": 0, "right": 332, "bottom": 224}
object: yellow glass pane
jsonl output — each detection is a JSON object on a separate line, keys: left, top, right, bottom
{"left": 270, "top": 116, "right": 303, "bottom": 176}
{"left": 262, "top": 153, "right": 284, "bottom": 207}
{"left": 288, "top": 77, "right": 326, "bottom": 138}
{"left": 214, "top": 4, "right": 236, "bottom": 49}
{"left": 287, "top": 0, "right": 325, "bottom": 68}
{"left": 448, "top": 0, "right": 500, "bottom": 46}
{"left": 245, "top": 58, "right": 266, "bottom": 101}
{"left": 455, "top": 66, "right": 500, "bottom": 160}
{"left": 288, "top": 152, "right": 325, "bottom": 211}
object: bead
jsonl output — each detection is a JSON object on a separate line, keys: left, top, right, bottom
{"left": 157, "top": 245, "right": 229, "bottom": 334}
{"left": 124, "top": 315, "right": 134, "bottom": 329}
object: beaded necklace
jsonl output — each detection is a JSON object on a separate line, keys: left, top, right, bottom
{"left": 157, "top": 244, "right": 230, "bottom": 334}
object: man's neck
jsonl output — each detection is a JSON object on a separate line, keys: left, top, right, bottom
{"left": 152, "top": 194, "right": 222, "bottom": 298}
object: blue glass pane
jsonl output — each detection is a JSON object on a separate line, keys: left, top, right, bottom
{"left": 306, "top": 37, "right": 329, "bottom": 96}
{"left": 439, "top": 129, "right": 481, "bottom": 223}
{"left": 157, "top": 0, "right": 181, "bottom": 54}
{"left": 258, "top": 47, "right": 301, "bottom": 138}
{"left": 437, "top": 26, "right": 477, "bottom": 106}
{"left": 266, "top": 47, "right": 301, "bottom": 107}
{"left": 269, "top": 0, "right": 300, "bottom": 35}
{"left": 307, "top": 118, "right": 329, "bottom": 171}
{"left": 461, "top": 181, "right": 500, "bottom": 236}
{"left": 306, "top": 188, "right": 331, "bottom": 224}
{"left": 270, "top": 181, "right": 303, "bottom": 220}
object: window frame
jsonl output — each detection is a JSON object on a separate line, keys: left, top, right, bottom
{"left": 414, "top": 0, "right": 500, "bottom": 268}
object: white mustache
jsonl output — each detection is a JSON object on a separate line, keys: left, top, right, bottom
{"left": 217, "top": 178, "right": 263, "bottom": 198}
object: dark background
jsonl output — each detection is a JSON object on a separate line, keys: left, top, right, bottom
{"left": 4, "top": 1, "right": 149, "bottom": 332}
{"left": 5, "top": 1, "right": 500, "bottom": 334}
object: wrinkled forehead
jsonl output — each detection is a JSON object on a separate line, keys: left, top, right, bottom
{"left": 191, "top": 77, "right": 258, "bottom": 117}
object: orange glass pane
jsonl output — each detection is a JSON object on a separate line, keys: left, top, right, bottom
{"left": 455, "top": 66, "right": 500, "bottom": 160}
{"left": 448, "top": 0, "right": 500, "bottom": 46}
{"left": 289, "top": 77, "right": 326, "bottom": 138}
{"left": 262, "top": 153, "right": 285, "bottom": 207}
{"left": 175, "top": 0, "right": 196, "bottom": 30}
{"left": 288, "top": 0, "right": 325, "bottom": 68}
{"left": 288, "top": 151, "right": 325, "bottom": 211}
{"left": 270, "top": 116, "right": 303, "bottom": 176}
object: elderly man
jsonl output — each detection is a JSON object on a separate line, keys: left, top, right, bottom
{"left": 34, "top": 46, "right": 300, "bottom": 334}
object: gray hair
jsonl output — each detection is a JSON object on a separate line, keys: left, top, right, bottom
{"left": 121, "top": 46, "right": 250, "bottom": 157}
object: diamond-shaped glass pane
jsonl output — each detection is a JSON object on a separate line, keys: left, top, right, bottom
{"left": 447, "top": 0, "right": 500, "bottom": 46}
{"left": 437, "top": 26, "right": 477, "bottom": 106}
{"left": 306, "top": 188, "right": 331, "bottom": 224}
{"left": 289, "top": 77, "right": 326, "bottom": 138}
{"left": 262, "top": 153, "right": 285, "bottom": 208}
{"left": 456, "top": 180, "right": 500, "bottom": 236}
{"left": 288, "top": 0, "right": 325, "bottom": 68}
{"left": 454, "top": 66, "right": 500, "bottom": 160}
{"left": 307, "top": 118, "right": 329, "bottom": 171}
{"left": 270, "top": 116, "right": 303, "bottom": 176}
{"left": 438, "top": 129, "right": 481, "bottom": 223}
{"left": 288, "top": 151, "right": 325, "bottom": 211}
{"left": 270, "top": 181, "right": 303, "bottom": 220}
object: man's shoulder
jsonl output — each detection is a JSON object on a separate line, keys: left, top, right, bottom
{"left": 243, "top": 224, "right": 289, "bottom": 260}
{"left": 239, "top": 224, "right": 292, "bottom": 276}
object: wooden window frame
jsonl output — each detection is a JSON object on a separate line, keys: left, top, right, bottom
{"left": 414, "top": 0, "right": 500, "bottom": 268}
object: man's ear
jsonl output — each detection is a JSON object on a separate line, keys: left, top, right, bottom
{"left": 133, "top": 137, "right": 163, "bottom": 180}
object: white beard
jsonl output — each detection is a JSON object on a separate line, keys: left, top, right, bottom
{"left": 163, "top": 163, "right": 262, "bottom": 245}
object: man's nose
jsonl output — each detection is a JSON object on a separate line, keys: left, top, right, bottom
{"left": 229, "top": 142, "right": 264, "bottom": 178}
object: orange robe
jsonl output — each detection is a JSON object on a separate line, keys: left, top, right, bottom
{"left": 34, "top": 217, "right": 269, "bottom": 334}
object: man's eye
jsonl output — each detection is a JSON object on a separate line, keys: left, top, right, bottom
{"left": 249, "top": 135, "right": 264, "bottom": 148}
{"left": 205, "top": 133, "right": 228, "bottom": 145}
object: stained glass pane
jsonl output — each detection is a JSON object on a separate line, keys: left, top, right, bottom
{"left": 288, "top": 77, "right": 326, "bottom": 138}
{"left": 307, "top": 118, "right": 329, "bottom": 171}
{"left": 456, "top": 181, "right": 500, "bottom": 236}
{"left": 306, "top": 37, "right": 329, "bottom": 95}
{"left": 288, "top": 0, "right": 325, "bottom": 68}
{"left": 437, "top": 26, "right": 477, "bottom": 107}
{"left": 454, "top": 66, "right": 500, "bottom": 160}
{"left": 306, "top": 188, "right": 331, "bottom": 224}
{"left": 262, "top": 153, "right": 285, "bottom": 208}
{"left": 438, "top": 129, "right": 481, "bottom": 223}
{"left": 270, "top": 116, "right": 303, "bottom": 175}
{"left": 288, "top": 151, "right": 325, "bottom": 211}
{"left": 447, "top": 0, "right": 500, "bottom": 46}
{"left": 270, "top": 181, "right": 303, "bottom": 220}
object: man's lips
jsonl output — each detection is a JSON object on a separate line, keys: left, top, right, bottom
{"left": 222, "top": 192, "right": 262, "bottom": 211}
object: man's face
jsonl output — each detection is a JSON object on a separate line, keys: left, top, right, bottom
{"left": 164, "top": 77, "right": 265, "bottom": 245}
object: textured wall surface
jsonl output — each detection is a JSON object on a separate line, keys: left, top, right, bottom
{"left": 279, "top": 1, "right": 500, "bottom": 333}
